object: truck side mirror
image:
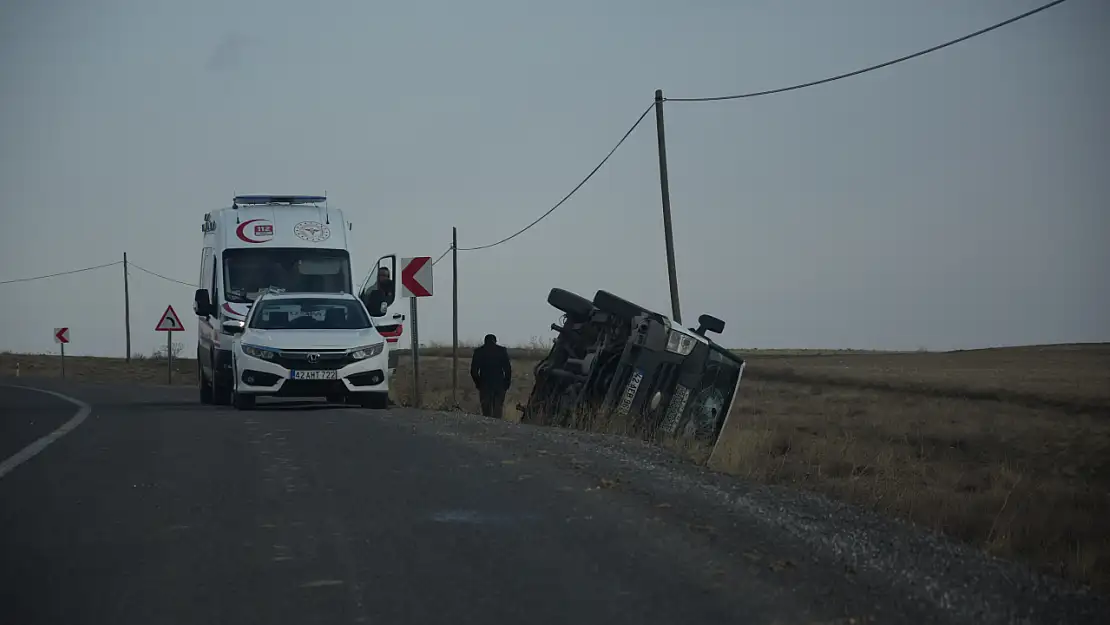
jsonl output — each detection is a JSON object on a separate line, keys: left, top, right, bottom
{"left": 193, "top": 288, "right": 213, "bottom": 317}
{"left": 695, "top": 314, "right": 725, "bottom": 336}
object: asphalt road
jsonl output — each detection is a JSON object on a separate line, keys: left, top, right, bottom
{"left": 1, "top": 380, "right": 1106, "bottom": 625}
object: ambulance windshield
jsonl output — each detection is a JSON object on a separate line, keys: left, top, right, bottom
{"left": 223, "top": 248, "right": 352, "bottom": 303}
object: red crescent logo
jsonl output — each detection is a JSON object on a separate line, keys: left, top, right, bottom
{"left": 236, "top": 219, "right": 270, "bottom": 244}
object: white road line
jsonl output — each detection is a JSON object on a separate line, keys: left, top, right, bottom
{"left": 0, "top": 385, "right": 92, "bottom": 480}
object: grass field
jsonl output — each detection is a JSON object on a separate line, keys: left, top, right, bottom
{"left": 3, "top": 343, "right": 1108, "bottom": 592}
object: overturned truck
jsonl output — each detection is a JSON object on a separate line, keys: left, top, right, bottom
{"left": 519, "top": 288, "right": 746, "bottom": 447}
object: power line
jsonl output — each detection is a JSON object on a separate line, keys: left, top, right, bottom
{"left": 457, "top": 102, "right": 656, "bottom": 252}
{"left": 431, "top": 245, "right": 452, "bottom": 266}
{"left": 665, "top": 0, "right": 1072, "bottom": 102}
{"left": 0, "top": 261, "right": 122, "bottom": 286}
{"left": 129, "top": 262, "right": 197, "bottom": 288}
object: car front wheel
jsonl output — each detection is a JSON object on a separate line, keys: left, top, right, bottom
{"left": 356, "top": 393, "right": 388, "bottom": 410}
{"left": 232, "top": 391, "right": 256, "bottom": 410}
{"left": 230, "top": 354, "right": 254, "bottom": 410}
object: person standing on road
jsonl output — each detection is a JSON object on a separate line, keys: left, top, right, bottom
{"left": 470, "top": 334, "right": 512, "bottom": 419}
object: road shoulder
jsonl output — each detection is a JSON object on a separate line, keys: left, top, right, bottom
{"left": 383, "top": 408, "right": 1110, "bottom": 625}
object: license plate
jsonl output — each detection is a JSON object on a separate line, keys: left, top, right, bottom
{"left": 290, "top": 370, "right": 338, "bottom": 380}
{"left": 615, "top": 369, "right": 644, "bottom": 416}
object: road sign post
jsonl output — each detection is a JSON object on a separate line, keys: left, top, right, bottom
{"left": 409, "top": 296, "right": 419, "bottom": 406}
{"left": 166, "top": 332, "right": 172, "bottom": 384}
{"left": 54, "top": 327, "right": 70, "bottom": 379}
{"left": 400, "top": 256, "right": 434, "bottom": 408}
{"left": 155, "top": 305, "right": 184, "bottom": 385}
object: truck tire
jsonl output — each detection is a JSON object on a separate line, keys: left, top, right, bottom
{"left": 593, "top": 290, "right": 650, "bottom": 321}
{"left": 547, "top": 288, "right": 594, "bottom": 319}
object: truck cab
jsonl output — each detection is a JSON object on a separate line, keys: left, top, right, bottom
{"left": 193, "top": 195, "right": 406, "bottom": 405}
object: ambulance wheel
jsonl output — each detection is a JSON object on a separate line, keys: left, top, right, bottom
{"left": 199, "top": 360, "right": 213, "bottom": 405}
{"left": 211, "top": 363, "right": 232, "bottom": 405}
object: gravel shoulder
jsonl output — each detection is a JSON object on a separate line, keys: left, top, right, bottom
{"left": 385, "top": 406, "right": 1110, "bottom": 625}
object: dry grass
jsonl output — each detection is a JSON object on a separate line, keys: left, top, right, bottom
{"left": 389, "top": 352, "right": 535, "bottom": 421}
{"left": 0, "top": 351, "right": 198, "bottom": 386}
{"left": 713, "top": 377, "right": 1110, "bottom": 590}
{"left": 745, "top": 345, "right": 1110, "bottom": 411}
{"left": 3, "top": 343, "right": 1108, "bottom": 591}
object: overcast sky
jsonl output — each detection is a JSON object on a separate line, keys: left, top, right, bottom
{"left": 1, "top": 0, "right": 1106, "bottom": 358}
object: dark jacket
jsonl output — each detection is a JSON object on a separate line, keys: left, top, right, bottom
{"left": 362, "top": 280, "right": 394, "bottom": 317}
{"left": 471, "top": 344, "right": 512, "bottom": 391}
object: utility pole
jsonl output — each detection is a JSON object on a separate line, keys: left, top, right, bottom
{"left": 409, "top": 296, "right": 421, "bottom": 409}
{"left": 451, "top": 227, "right": 459, "bottom": 408}
{"left": 654, "top": 89, "right": 683, "bottom": 324}
{"left": 123, "top": 252, "right": 132, "bottom": 362}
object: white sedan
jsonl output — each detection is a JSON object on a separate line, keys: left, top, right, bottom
{"left": 223, "top": 291, "right": 391, "bottom": 410}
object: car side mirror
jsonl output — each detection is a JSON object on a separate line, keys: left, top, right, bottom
{"left": 694, "top": 314, "right": 726, "bottom": 336}
{"left": 221, "top": 320, "right": 245, "bottom": 335}
{"left": 194, "top": 288, "right": 213, "bottom": 317}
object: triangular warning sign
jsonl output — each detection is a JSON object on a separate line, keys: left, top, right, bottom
{"left": 155, "top": 304, "right": 184, "bottom": 332}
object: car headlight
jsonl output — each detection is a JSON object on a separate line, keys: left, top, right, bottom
{"left": 241, "top": 344, "right": 276, "bottom": 360}
{"left": 350, "top": 342, "right": 385, "bottom": 360}
{"left": 665, "top": 329, "right": 697, "bottom": 356}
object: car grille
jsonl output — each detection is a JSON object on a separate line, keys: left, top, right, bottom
{"left": 271, "top": 349, "right": 357, "bottom": 371}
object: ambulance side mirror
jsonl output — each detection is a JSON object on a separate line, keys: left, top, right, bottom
{"left": 194, "top": 289, "right": 214, "bottom": 317}
{"left": 221, "top": 320, "right": 245, "bottom": 335}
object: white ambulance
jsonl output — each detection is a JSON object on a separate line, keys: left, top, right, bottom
{"left": 193, "top": 195, "right": 405, "bottom": 405}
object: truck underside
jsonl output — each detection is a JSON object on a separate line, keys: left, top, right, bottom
{"left": 519, "top": 288, "right": 746, "bottom": 448}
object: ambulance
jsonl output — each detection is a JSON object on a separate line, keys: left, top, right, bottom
{"left": 193, "top": 195, "right": 405, "bottom": 405}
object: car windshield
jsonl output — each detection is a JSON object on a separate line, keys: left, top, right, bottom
{"left": 248, "top": 298, "right": 371, "bottom": 330}
{"left": 223, "top": 248, "right": 352, "bottom": 303}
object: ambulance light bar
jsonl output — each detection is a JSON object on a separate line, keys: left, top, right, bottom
{"left": 233, "top": 195, "right": 326, "bottom": 206}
